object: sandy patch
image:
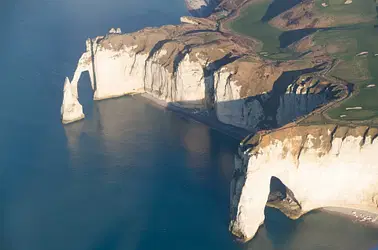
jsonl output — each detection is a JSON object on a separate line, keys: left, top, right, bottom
{"left": 322, "top": 206, "right": 378, "bottom": 227}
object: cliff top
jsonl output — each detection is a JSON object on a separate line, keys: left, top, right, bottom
{"left": 243, "top": 124, "right": 378, "bottom": 157}
{"left": 225, "top": 0, "right": 378, "bottom": 124}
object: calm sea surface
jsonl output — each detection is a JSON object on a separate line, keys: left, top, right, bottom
{"left": 0, "top": 0, "right": 377, "bottom": 249}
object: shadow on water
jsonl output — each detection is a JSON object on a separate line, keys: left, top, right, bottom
{"left": 264, "top": 207, "right": 298, "bottom": 246}
{"left": 60, "top": 94, "right": 378, "bottom": 250}
{"left": 68, "top": 97, "right": 241, "bottom": 250}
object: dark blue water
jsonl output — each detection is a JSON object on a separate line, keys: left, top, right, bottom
{"left": 1, "top": 0, "right": 378, "bottom": 250}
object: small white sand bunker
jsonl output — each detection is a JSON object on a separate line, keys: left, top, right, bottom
{"left": 367, "top": 84, "right": 376, "bottom": 88}
{"left": 344, "top": 0, "right": 352, "bottom": 4}
{"left": 346, "top": 107, "right": 362, "bottom": 110}
{"left": 356, "top": 51, "right": 368, "bottom": 56}
{"left": 340, "top": 114, "right": 347, "bottom": 118}
{"left": 321, "top": 2, "right": 328, "bottom": 7}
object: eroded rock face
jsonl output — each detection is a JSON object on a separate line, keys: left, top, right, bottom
{"left": 61, "top": 77, "right": 84, "bottom": 124}
{"left": 185, "top": 0, "right": 219, "bottom": 17}
{"left": 61, "top": 24, "right": 338, "bottom": 126}
{"left": 230, "top": 125, "right": 378, "bottom": 241}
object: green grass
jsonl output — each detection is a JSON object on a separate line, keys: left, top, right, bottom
{"left": 313, "top": 22, "right": 378, "bottom": 121}
{"left": 228, "top": 0, "right": 378, "bottom": 122}
{"left": 314, "top": 0, "right": 377, "bottom": 23}
{"left": 228, "top": 0, "right": 283, "bottom": 53}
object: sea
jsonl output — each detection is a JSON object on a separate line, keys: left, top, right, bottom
{"left": 0, "top": 0, "right": 377, "bottom": 249}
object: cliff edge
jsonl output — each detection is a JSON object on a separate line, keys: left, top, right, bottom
{"left": 230, "top": 125, "right": 378, "bottom": 241}
{"left": 60, "top": 0, "right": 378, "bottom": 244}
{"left": 61, "top": 23, "right": 340, "bottom": 128}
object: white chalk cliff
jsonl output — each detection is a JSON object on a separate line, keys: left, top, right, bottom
{"left": 59, "top": 22, "right": 378, "bottom": 246}
{"left": 230, "top": 125, "right": 378, "bottom": 241}
{"left": 61, "top": 24, "right": 337, "bottom": 126}
{"left": 61, "top": 77, "right": 84, "bottom": 124}
{"left": 185, "top": 0, "right": 219, "bottom": 17}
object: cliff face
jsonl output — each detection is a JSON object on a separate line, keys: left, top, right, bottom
{"left": 61, "top": 24, "right": 338, "bottom": 129}
{"left": 230, "top": 125, "right": 378, "bottom": 241}
{"left": 185, "top": 0, "right": 220, "bottom": 17}
{"left": 61, "top": 77, "right": 84, "bottom": 124}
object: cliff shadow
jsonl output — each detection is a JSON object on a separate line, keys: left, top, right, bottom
{"left": 204, "top": 52, "right": 242, "bottom": 110}
{"left": 90, "top": 39, "right": 98, "bottom": 92}
{"left": 164, "top": 81, "right": 337, "bottom": 225}
{"left": 262, "top": 176, "right": 302, "bottom": 247}
{"left": 267, "top": 177, "right": 302, "bottom": 216}
{"left": 279, "top": 25, "right": 359, "bottom": 48}
{"left": 162, "top": 62, "right": 336, "bottom": 137}
{"left": 261, "top": 0, "right": 305, "bottom": 22}
{"left": 257, "top": 63, "right": 329, "bottom": 129}
{"left": 77, "top": 71, "right": 95, "bottom": 119}
{"left": 279, "top": 28, "right": 320, "bottom": 48}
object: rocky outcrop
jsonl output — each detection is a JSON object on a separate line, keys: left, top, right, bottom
{"left": 59, "top": 6, "right": 377, "bottom": 246}
{"left": 230, "top": 125, "right": 378, "bottom": 241}
{"left": 180, "top": 16, "right": 218, "bottom": 29}
{"left": 185, "top": 0, "right": 219, "bottom": 17}
{"left": 109, "top": 28, "right": 122, "bottom": 34}
{"left": 61, "top": 24, "right": 339, "bottom": 127}
{"left": 61, "top": 77, "right": 84, "bottom": 124}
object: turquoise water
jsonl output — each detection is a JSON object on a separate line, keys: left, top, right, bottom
{"left": 1, "top": 0, "right": 378, "bottom": 249}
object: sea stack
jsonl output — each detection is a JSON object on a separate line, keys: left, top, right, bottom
{"left": 61, "top": 77, "right": 84, "bottom": 124}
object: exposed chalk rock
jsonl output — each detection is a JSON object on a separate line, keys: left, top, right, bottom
{"left": 180, "top": 16, "right": 200, "bottom": 25}
{"left": 214, "top": 68, "right": 265, "bottom": 129}
{"left": 185, "top": 0, "right": 219, "bottom": 17}
{"left": 61, "top": 77, "right": 84, "bottom": 124}
{"left": 230, "top": 125, "right": 378, "bottom": 241}
{"left": 61, "top": 26, "right": 339, "bottom": 128}
{"left": 109, "top": 28, "right": 122, "bottom": 34}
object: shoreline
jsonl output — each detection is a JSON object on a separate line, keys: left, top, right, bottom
{"left": 132, "top": 93, "right": 250, "bottom": 141}
{"left": 131, "top": 94, "right": 378, "bottom": 229}
{"left": 321, "top": 207, "right": 378, "bottom": 228}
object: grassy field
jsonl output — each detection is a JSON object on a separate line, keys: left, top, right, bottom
{"left": 314, "top": 0, "right": 377, "bottom": 23}
{"left": 228, "top": 0, "right": 378, "bottom": 123}
{"left": 227, "top": 0, "right": 283, "bottom": 53}
{"left": 313, "top": 22, "right": 378, "bottom": 121}
{"left": 302, "top": 0, "right": 378, "bottom": 121}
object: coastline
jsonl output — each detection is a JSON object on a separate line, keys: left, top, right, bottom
{"left": 132, "top": 93, "right": 250, "bottom": 141}
{"left": 132, "top": 94, "right": 378, "bottom": 229}
{"left": 59, "top": 0, "right": 378, "bottom": 235}
{"left": 321, "top": 207, "right": 378, "bottom": 228}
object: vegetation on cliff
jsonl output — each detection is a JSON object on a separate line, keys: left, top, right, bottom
{"left": 226, "top": 0, "right": 378, "bottom": 124}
